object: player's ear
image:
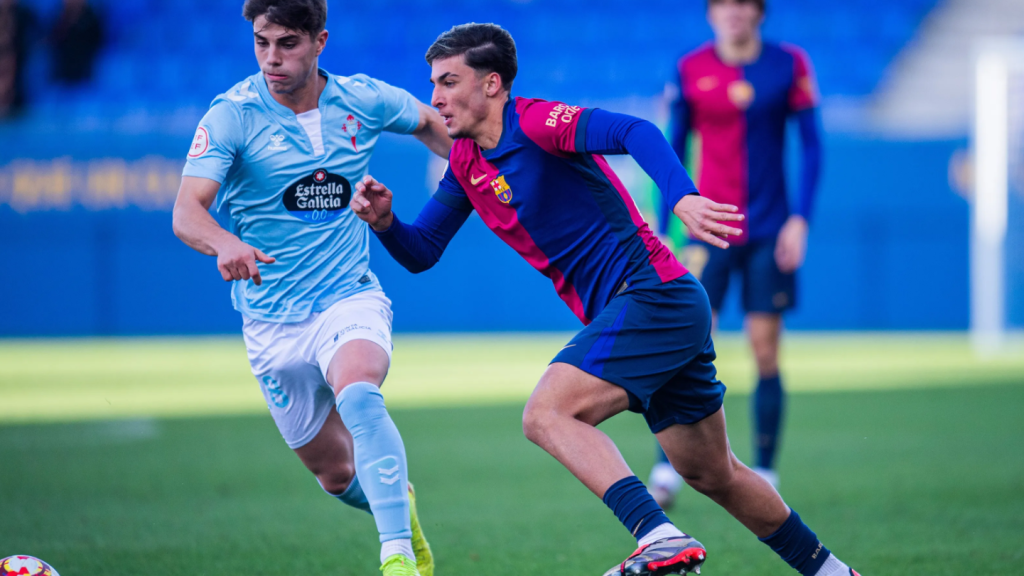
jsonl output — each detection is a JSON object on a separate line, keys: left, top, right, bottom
{"left": 316, "top": 30, "right": 328, "bottom": 55}
{"left": 484, "top": 72, "right": 502, "bottom": 98}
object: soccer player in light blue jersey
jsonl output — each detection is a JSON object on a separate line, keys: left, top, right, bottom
{"left": 171, "top": 2, "right": 451, "bottom": 574}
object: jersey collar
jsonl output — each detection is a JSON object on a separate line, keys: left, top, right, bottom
{"left": 256, "top": 68, "right": 333, "bottom": 119}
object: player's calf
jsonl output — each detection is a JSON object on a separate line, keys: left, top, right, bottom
{"left": 336, "top": 382, "right": 416, "bottom": 566}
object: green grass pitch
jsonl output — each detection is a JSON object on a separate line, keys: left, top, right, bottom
{"left": 1, "top": 334, "right": 1022, "bottom": 575}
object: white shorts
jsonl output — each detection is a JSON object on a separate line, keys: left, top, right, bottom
{"left": 242, "top": 290, "right": 394, "bottom": 449}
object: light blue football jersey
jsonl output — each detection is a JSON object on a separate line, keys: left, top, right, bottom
{"left": 183, "top": 69, "right": 421, "bottom": 323}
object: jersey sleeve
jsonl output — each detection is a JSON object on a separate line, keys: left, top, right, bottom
{"left": 785, "top": 45, "right": 820, "bottom": 113}
{"left": 432, "top": 163, "right": 474, "bottom": 212}
{"left": 368, "top": 77, "right": 422, "bottom": 135}
{"left": 373, "top": 164, "right": 473, "bottom": 273}
{"left": 668, "top": 59, "right": 691, "bottom": 165}
{"left": 182, "top": 101, "right": 244, "bottom": 184}
{"left": 516, "top": 98, "right": 589, "bottom": 158}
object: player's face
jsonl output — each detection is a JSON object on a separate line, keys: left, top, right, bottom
{"left": 253, "top": 16, "right": 327, "bottom": 95}
{"left": 430, "top": 55, "right": 499, "bottom": 140}
{"left": 708, "top": 0, "right": 764, "bottom": 45}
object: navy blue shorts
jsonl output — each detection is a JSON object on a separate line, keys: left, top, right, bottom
{"left": 551, "top": 274, "right": 726, "bottom": 434}
{"left": 682, "top": 238, "right": 796, "bottom": 314}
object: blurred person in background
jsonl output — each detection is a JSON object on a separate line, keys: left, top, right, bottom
{"left": 648, "top": 0, "right": 823, "bottom": 508}
{"left": 49, "top": 0, "right": 103, "bottom": 84}
{"left": 0, "top": 0, "right": 37, "bottom": 118}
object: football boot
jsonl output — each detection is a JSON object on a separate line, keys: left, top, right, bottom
{"left": 602, "top": 536, "right": 707, "bottom": 576}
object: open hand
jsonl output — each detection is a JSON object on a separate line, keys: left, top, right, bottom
{"left": 214, "top": 237, "right": 275, "bottom": 286}
{"left": 673, "top": 194, "right": 744, "bottom": 249}
{"left": 351, "top": 175, "right": 395, "bottom": 232}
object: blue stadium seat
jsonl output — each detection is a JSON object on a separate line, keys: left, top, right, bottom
{"left": 19, "top": 0, "right": 943, "bottom": 122}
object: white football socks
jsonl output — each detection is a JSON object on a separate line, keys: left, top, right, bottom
{"left": 752, "top": 467, "right": 780, "bottom": 489}
{"left": 638, "top": 522, "right": 685, "bottom": 547}
{"left": 649, "top": 462, "right": 684, "bottom": 493}
{"left": 380, "top": 538, "right": 415, "bottom": 565}
{"left": 814, "top": 553, "right": 852, "bottom": 576}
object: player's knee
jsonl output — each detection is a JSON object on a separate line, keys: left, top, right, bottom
{"left": 316, "top": 461, "right": 356, "bottom": 496}
{"left": 336, "top": 381, "right": 384, "bottom": 416}
{"left": 678, "top": 455, "right": 739, "bottom": 497}
{"left": 521, "top": 402, "right": 555, "bottom": 447}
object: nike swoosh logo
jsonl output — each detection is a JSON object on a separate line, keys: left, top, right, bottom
{"left": 470, "top": 173, "right": 487, "bottom": 185}
{"left": 560, "top": 344, "right": 576, "bottom": 351}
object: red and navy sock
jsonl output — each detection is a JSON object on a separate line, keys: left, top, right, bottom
{"left": 753, "top": 374, "right": 785, "bottom": 469}
{"left": 759, "top": 509, "right": 831, "bottom": 575}
{"left": 602, "top": 475, "right": 673, "bottom": 542}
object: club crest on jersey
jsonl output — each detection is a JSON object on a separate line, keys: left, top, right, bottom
{"left": 491, "top": 175, "right": 512, "bottom": 204}
{"left": 282, "top": 168, "right": 352, "bottom": 223}
{"left": 341, "top": 114, "right": 362, "bottom": 151}
{"left": 188, "top": 127, "right": 209, "bottom": 158}
{"left": 728, "top": 80, "right": 755, "bottom": 110}
{"left": 696, "top": 76, "right": 719, "bottom": 92}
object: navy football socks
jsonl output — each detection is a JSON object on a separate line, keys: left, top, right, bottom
{"left": 603, "top": 475, "right": 674, "bottom": 542}
{"left": 759, "top": 509, "right": 831, "bottom": 576}
{"left": 753, "top": 374, "right": 785, "bottom": 470}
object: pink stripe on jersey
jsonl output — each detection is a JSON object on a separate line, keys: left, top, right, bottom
{"left": 448, "top": 140, "right": 590, "bottom": 324}
{"left": 680, "top": 45, "right": 750, "bottom": 243}
{"left": 592, "top": 155, "right": 688, "bottom": 283}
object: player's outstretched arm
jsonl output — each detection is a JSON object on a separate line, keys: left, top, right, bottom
{"left": 412, "top": 102, "right": 453, "bottom": 159}
{"left": 582, "top": 109, "right": 743, "bottom": 249}
{"left": 172, "top": 176, "right": 275, "bottom": 286}
{"left": 351, "top": 175, "right": 470, "bottom": 273}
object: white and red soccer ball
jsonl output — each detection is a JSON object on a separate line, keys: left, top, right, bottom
{"left": 0, "top": 556, "right": 60, "bottom": 576}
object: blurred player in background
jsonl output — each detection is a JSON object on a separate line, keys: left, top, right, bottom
{"left": 649, "top": 0, "right": 823, "bottom": 506}
{"left": 171, "top": 1, "right": 451, "bottom": 574}
{"left": 353, "top": 23, "right": 855, "bottom": 576}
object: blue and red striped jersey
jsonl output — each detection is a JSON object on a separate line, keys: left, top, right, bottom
{"left": 671, "top": 42, "right": 821, "bottom": 243}
{"left": 433, "top": 97, "right": 688, "bottom": 325}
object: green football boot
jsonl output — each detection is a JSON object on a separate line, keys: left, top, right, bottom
{"left": 380, "top": 554, "right": 419, "bottom": 576}
{"left": 408, "top": 483, "right": 434, "bottom": 576}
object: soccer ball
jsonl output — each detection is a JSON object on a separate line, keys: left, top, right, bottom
{"left": 0, "top": 556, "right": 60, "bottom": 576}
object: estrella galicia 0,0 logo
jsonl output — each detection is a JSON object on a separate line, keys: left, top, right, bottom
{"left": 282, "top": 169, "right": 352, "bottom": 223}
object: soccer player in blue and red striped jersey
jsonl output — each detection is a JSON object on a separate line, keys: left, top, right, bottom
{"left": 351, "top": 23, "right": 855, "bottom": 576}
{"left": 649, "top": 0, "right": 824, "bottom": 504}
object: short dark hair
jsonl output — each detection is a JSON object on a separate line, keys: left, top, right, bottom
{"left": 425, "top": 23, "right": 517, "bottom": 91}
{"left": 707, "top": 0, "right": 766, "bottom": 12}
{"left": 243, "top": 0, "right": 327, "bottom": 38}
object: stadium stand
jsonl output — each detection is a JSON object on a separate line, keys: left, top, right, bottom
{"left": 4, "top": 0, "right": 985, "bottom": 336}
{"left": 11, "top": 0, "right": 941, "bottom": 122}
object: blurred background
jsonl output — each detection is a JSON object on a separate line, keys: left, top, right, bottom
{"left": 2, "top": 0, "right": 1022, "bottom": 335}
{"left": 1, "top": 1, "right": 1023, "bottom": 574}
